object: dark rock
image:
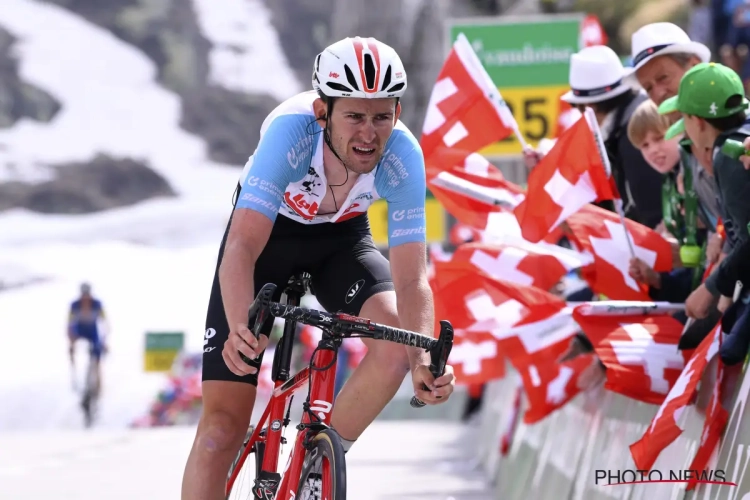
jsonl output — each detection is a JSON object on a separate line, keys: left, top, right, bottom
{"left": 41, "top": 0, "right": 277, "bottom": 165}
{"left": 0, "top": 154, "right": 175, "bottom": 214}
{"left": 0, "top": 26, "right": 61, "bottom": 128}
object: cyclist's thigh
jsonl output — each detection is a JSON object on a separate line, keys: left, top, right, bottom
{"left": 312, "top": 232, "right": 394, "bottom": 316}
{"left": 202, "top": 215, "right": 302, "bottom": 387}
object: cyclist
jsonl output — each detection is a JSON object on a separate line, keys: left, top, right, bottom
{"left": 67, "top": 282, "right": 107, "bottom": 401}
{"left": 182, "top": 36, "right": 456, "bottom": 499}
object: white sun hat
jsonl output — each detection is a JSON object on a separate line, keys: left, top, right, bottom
{"left": 561, "top": 45, "right": 635, "bottom": 105}
{"left": 626, "top": 22, "right": 711, "bottom": 75}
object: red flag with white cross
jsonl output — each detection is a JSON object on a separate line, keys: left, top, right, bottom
{"left": 514, "top": 115, "right": 615, "bottom": 243}
{"left": 566, "top": 204, "right": 673, "bottom": 300}
{"left": 572, "top": 308, "right": 690, "bottom": 404}
{"left": 450, "top": 240, "right": 592, "bottom": 292}
{"left": 420, "top": 34, "right": 516, "bottom": 177}
{"left": 629, "top": 325, "right": 721, "bottom": 470}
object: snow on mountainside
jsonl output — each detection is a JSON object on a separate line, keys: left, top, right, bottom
{"left": 0, "top": 0, "right": 299, "bottom": 431}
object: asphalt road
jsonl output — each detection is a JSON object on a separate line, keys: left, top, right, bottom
{"left": 0, "top": 420, "right": 493, "bottom": 499}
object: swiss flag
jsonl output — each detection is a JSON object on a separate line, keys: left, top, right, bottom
{"left": 686, "top": 334, "right": 727, "bottom": 490}
{"left": 431, "top": 260, "right": 568, "bottom": 383}
{"left": 572, "top": 309, "right": 689, "bottom": 404}
{"left": 566, "top": 204, "right": 673, "bottom": 300}
{"left": 629, "top": 325, "right": 721, "bottom": 470}
{"left": 521, "top": 352, "right": 596, "bottom": 424}
{"left": 579, "top": 14, "right": 608, "bottom": 48}
{"left": 450, "top": 241, "right": 591, "bottom": 292}
{"left": 555, "top": 97, "right": 583, "bottom": 139}
{"left": 429, "top": 162, "right": 565, "bottom": 244}
{"left": 421, "top": 34, "right": 516, "bottom": 177}
{"left": 514, "top": 116, "right": 615, "bottom": 243}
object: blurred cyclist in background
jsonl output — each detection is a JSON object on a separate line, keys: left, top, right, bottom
{"left": 68, "top": 282, "right": 108, "bottom": 401}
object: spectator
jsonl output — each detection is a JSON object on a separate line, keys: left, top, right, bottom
{"left": 527, "top": 45, "right": 665, "bottom": 228}
{"left": 658, "top": 62, "right": 750, "bottom": 326}
{"left": 625, "top": 99, "right": 707, "bottom": 305}
{"left": 628, "top": 23, "right": 723, "bottom": 256}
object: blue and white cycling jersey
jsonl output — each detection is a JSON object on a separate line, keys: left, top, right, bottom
{"left": 235, "top": 91, "right": 427, "bottom": 247}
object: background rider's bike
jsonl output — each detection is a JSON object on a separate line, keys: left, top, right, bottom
{"left": 72, "top": 340, "right": 100, "bottom": 428}
{"left": 226, "top": 274, "right": 454, "bottom": 500}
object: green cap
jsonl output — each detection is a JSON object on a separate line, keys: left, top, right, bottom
{"left": 657, "top": 62, "right": 749, "bottom": 140}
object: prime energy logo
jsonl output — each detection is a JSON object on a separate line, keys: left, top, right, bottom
{"left": 595, "top": 469, "right": 735, "bottom": 486}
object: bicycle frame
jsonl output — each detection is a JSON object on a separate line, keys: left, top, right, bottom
{"left": 226, "top": 276, "right": 338, "bottom": 500}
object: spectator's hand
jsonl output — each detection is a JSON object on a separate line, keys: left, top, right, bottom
{"left": 628, "top": 258, "right": 661, "bottom": 289}
{"left": 706, "top": 233, "right": 723, "bottom": 264}
{"left": 577, "top": 356, "right": 606, "bottom": 391}
{"left": 685, "top": 284, "right": 716, "bottom": 319}
{"left": 558, "top": 336, "right": 590, "bottom": 363}
{"left": 718, "top": 295, "right": 733, "bottom": 313}
{"left": 522, "top": 147, "right": 542, "bottom": 169}
{"left": 739, "top": 137, "right": 750, "bottom": 170}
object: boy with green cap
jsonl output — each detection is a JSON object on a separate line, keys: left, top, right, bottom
{"left": 658, "top": 62, "right": 750, "bottom": 323}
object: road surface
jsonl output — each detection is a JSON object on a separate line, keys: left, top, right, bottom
{"left": 0, "top": 420, "right": 493, "bottom": 499}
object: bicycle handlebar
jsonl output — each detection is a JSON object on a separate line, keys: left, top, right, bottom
{"left": 246, "top": 283, "right": 454, "bottom": 409}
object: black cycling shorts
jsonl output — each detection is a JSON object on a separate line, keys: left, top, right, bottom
{"left": 202, "top": 209, "right": 394, "bottom": 386}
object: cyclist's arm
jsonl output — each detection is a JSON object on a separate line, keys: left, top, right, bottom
{"left": 220, "top": 115, "right": 302, "bottom": 336}
{"left": 382, "top": 141, "right": 433, "bottom": 370}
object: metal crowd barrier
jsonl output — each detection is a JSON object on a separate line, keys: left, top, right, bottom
{"left": 476, "top": 361, "right": 750, "bottom": 499}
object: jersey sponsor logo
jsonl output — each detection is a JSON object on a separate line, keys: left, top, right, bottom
{"left": 240, "top": 193, "right": 277, "bottom": 213}
{"left": 284, "top": 192, "right": 319, "bottom": 220}
{"left": 246, "top": 175, "right": 260, "bottom": 187}
{"left": 287, "top": 135, "right": 314, "bottom": 170}
{"left": 406, "top": 207, "right": 425, "bottom": 220}
{"left": 345, "top": 279, "right": 366, "bottom": 304}
{"left": 391, "top": 227, "right": 426, "bottom": 238}
{"left": 381, "top": 151, "right": 410, "bottom": 188}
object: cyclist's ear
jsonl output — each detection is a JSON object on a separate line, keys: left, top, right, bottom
{"left": 394, "top": 100, "right": 402, "bottom": 123}
{"left": 312, "top": 98, "right": 328, "bottom": 126}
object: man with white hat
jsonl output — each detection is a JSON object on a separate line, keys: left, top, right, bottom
{"left": 629, "top": 22, "right": 712, "bottom": 108}
{"left": 560, "top": 44, "right": 665, "bottom": 229}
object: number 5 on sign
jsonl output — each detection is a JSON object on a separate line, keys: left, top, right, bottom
{"left": 480, "top": 84, "right": 570, "bottom": 156}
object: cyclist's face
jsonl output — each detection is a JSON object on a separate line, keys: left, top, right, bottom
{"left": 320, "top": 97, "right": 400, "bottom": 174}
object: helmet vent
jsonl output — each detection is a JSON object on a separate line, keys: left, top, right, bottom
{"left": 344, "top": 64, "right": 360, "bottom": 91}
{"left": 326, "top": 82, "right": 353, "bottom": 93}
{"left": 386, "top": 83, "right": 405, "bottom": 93}
{"left": 363, "top": 53, "right": 377, "bottom": 89}
{"left": 381, "top": 65, "right": 392, "bottom": 91}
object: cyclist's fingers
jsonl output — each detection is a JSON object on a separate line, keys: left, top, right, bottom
{"left": 224, "top": 336, "right": 259, "bottom": 374}
{"left": 236, "top": 324, "right": 258, "bottom": 350}
{"left": 223, "top": 345, "right": 258, "bottom": 376}
{"left": 433, "top": 369, "right": 455, "bottom": 389}
{"left": 431, "top": 382, "right": 453, "bottom": 399}
{"left": 232, "top": 332, "right": 260, "bottom": 361}
{"left": 414, "top": 387, "right": 436, "bottom": 405}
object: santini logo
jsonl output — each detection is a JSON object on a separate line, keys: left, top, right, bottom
{"left": 595, "top": 469, "right": 734, "bottom": 487}
{"left": 345, "top": 279, "right": 365, "bottom": 304}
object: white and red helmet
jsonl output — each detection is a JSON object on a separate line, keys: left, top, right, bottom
{"left": 312, "top": 36, "right": 407, "bottom": 99}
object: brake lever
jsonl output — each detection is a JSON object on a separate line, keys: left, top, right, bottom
{"left": 240, "top": 283, "right": 277, "bottom": 364}
{"left": 411, "top": 320, "right": 454, "bottom": 408}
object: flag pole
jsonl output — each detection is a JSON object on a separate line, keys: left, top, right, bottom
{"left": 583, "top": 107, "right": 636, "bottom": 259}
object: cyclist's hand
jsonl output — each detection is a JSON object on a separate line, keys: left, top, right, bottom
{"left": 412, "top": 364, "right": 455, "bottom": 405}
{"left": 222, "top": 323, "right": 268, "bottom": 376}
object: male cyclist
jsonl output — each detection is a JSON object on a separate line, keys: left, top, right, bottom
{"left": 68, "top": 282, "right": 107, "bottom": 400}
{"left": 182, "top": 36, "right": 456, "bottom": 499}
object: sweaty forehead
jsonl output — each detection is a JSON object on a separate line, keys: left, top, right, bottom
{"left": 334, "top": 98, "right": 396, "bottom": 114}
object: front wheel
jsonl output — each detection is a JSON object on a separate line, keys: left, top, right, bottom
{"left": 296, "top": 429, "right": 347, "bottom": 500}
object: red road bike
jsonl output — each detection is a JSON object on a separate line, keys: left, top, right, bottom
{"left": 225, "top": 273, "right": 454, "bottom": 499}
